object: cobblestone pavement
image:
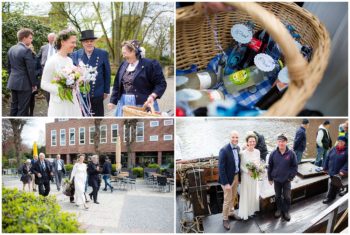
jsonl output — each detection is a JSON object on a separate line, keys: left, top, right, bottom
{"left": 2, "top": 175, "right": 174, "bottom": 233}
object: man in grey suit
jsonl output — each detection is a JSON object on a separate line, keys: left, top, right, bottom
{"left": 7, "top": 28, "right": 37, "bottom": 116}
{"left": 38, "top": 33, "right": 56, "bottom": 104}
{"left": 52, "top": 154, "right": 66, "bottom": 191}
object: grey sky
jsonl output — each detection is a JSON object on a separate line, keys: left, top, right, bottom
{"left": 21, "top": 118, "right": 54, "bottom": 147}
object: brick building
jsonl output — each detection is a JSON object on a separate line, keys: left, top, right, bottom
{"left": 45, "top": 118, "right": 174, "bottom": 168}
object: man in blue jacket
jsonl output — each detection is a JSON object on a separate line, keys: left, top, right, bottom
{"left": 268, "top": 134, "right": 298, "bottom": 221}
{"left": 293, "top": 119, "right": 309, "bottom": 163}
{"left": 218, "top": 130, "right": 242, "bottom": 230}
{"left": 71, "top": 30, "right": 111, "bottom": 116}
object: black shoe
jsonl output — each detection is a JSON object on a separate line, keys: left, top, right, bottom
{"left": 274, "top": 210, "right": 281, "bottom": 218}
{"left": 103, "top": 189, "right": 107, "bottom": 191}
{"left": 89, "top": 193, "right": 93, "bottom": 200}
{"left": 111, "top": 187, "right": 114, "bottom": 193}
{"left": 339, "top": 191, "right": 347, "bottom": 197}
{"left": 223, "top": 220, "right": 230, "bottom": 230}
{"left": 70, "top": 201, "right": 75, "bottom": 203}
{"left": 322, "top": 198, "right": 334, "bottom": 204}
{"left": 283, "top": 211, "right": 291, "bottom": 221}
{"left": 94, "top": 201, "right": 100, "bottom": 204}
{"left": 33, "top": 189, "right": 37, "bottom": 192}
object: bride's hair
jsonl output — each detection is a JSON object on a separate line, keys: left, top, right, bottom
{"left": 56, "top": 29, "right": 77, "bottom": 50}
{"left": 245, "top": 133, "right": 257, "bottom": 143}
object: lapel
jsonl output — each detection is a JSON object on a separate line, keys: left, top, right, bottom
{"left": 118, "top": 62, "right": 128, "bottom": 87}
{"left": 132, "top": 59, "right": 144, "bottom": 80}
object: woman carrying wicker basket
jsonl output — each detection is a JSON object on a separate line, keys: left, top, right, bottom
{"left": 108, "top": 40, "right": 167, "bottom": 116}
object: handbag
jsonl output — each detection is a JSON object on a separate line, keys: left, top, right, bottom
{"left": 63, "top": 178, "right": 75, "bottom": 197}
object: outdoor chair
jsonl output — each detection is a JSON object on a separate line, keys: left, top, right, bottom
{"left": 157, "top": 176, "right": 168, "bottom": 192}
{"left": 127, "top": 175, "right": 137, "bottom": 190}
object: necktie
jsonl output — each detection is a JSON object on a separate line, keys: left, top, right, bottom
{"left": 41, "top": 161, "right": 46, "bottom": 170}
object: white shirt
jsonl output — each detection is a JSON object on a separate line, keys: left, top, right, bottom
{"left": 47, "top": 43, "right": 55, "bottom": 59}
{"left": 126, "top": 60, "right": 139, "bottom": 72}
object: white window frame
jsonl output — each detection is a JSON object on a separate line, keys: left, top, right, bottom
{"left": 136, "top": 122, "right": 144, "bottom": 142}
{"left": 58, "top": 118, "right": 68, "bottom": 122}
{"left": 79, "top": 127, "right": 85, "bottom": 145}
{"left": 163, "top": 134, "right": 173, "bottom": 141}
{"left": 89, "top": 126, "right": 95, "bottom": 145}
{"left": 51, "top": 130, "right": 57, "bottom": 146}
{"left": 150, "top": 135, "right": 159, "bottom": 142}
{"left": 69, "top": 128, "right": 75, "bottom": 145}
{"left": 150, "top": 121, "right": 159, "bottom": 127}
{"left": 111, "top": 124, "right": 119, "bottom": 143}
{"left": 100, "top": 125, "right": 107, "bottom": 144}
{"left": 123, "top": 125, "right": 127, "bottom": 142}
{"left": 164, "top": 119, "right": 174, "bottom": 126}
{"left": 60, "top": 129, "right": 66, "bottom": 146}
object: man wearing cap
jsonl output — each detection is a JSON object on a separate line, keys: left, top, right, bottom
{"left": 218, "top": 130, "right": 242, "bottom": 230}
{"left": 322, "top": 136, "right": 348, "bottom": 203}
{"left": 71, "top": 30, "right": 111, "bottom": 116}
{"left": 268, "top": 134, "right": 298, "bottom": 221}
{"left": 293, "top": 119, "right": 309, "bottom": 163}
{"left": 315, "top": 120, "right": 332, "bottom": 167}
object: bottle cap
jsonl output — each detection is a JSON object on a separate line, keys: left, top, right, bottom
{"left": 254, "top": 53, "right": 276, "bottom": 72}
{"left": 176, "top": 76, "right": 189, "bottom": 87}
{"left": 277, "top": 67, "right": 289, "bottom": 84}
{"left": 176, "top": 89, "right": 202, "bottom": 102}
{"left": 248, "top": 86, "right": 257, "bottom": 94}
{"left": 231, "top": 24, "right": 253, "bottom": 44}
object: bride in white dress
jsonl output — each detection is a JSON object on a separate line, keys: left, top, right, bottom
{"left": 70, "top": 154, "right": 88, "bottom": 209}
{"left": 41, "top": 29, "right": 82, "bottom": 117}
{"left": 238, "top": 133, "right": 260, "bottom": 220}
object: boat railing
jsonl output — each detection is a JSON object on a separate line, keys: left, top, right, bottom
{"left": 299, "top": 193, "right": 348, "bottom": 233}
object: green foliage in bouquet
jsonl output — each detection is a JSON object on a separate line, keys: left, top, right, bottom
{"left": 2, "top": 187, "right": 84, "bottom": 233}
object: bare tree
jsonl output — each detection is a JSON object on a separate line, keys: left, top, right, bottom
{"left": 8, "top": 119, "right": 27, "bottom": 168}
{"left": 123, "top": 119, "right": 138, "bottom": 168}
{"left": 93, "top": 119, "right": 102, "bottom": 156}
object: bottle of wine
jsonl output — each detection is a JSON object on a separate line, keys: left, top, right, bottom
{"left": 176, "top": 88, "right": 224, "bottom": 110}
{"left": 176, "top": 71, "right": 218, "bottom": 91}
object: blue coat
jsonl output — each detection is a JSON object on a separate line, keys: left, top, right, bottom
{"left": 218, "top": 143, "right": 240, "bottom": 186}
{"left": 268, "top": 147, "right": 298, "bottom": 183}
{"left": 71, "top": 48, "right": 111, "bottom": 98}
{"left": 323, "top": 147, "right": 348, "bottom": 176}
{"left": 110, "top": 58, "right": 167, "bottom": 105}
{"left": 293, "top": 126, "right": 307, "bottom": 152}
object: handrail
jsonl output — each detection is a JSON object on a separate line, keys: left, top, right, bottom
{"left": 301, "top": 193, "right": 348, "bottom": 233}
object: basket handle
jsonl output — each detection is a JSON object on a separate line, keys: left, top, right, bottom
{"left": 142, "top": 102, "right": 156, "bottom": 114}
{"left": 179, "top": 2, "right": 308, "bottom": 85}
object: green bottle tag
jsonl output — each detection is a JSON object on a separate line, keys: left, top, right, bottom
{"left": 229, "top": 68, "right": 250, "bottom": 85}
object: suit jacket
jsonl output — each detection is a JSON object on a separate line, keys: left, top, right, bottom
{"left": 7, "top": 43, "right": 37, "bottom": 91}
{"left": 32, "top": 159, "right": 53, "bottom": 184}
{"left": 110, "top": 58, "right": 167, "bottom": 105}
{"left": 37, "top": 43, "right": 56, "bottom": 68}
{"left": 71, "top": 48, "right": 111, "bottom": 98}
{"left": 52, "top": 159, "right": 66, "bottom": 174}
{"left": 87, "top": 162, "right": 100, "bottom": 187}
{"left": 218, "top": 143, "right": 241, "bottom": 186}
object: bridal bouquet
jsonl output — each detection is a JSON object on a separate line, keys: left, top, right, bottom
{"left": 246, "top": 160, "right": 266, "bottom": 180}
{"left": 51, "top": 61, "right": 97, "bottom": 103}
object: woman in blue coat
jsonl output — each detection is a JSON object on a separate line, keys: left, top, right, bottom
{"left": 108, "top": 40, "right": 167, "bottom": 116}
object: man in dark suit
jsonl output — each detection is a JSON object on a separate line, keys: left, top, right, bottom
{"left": 71, "top": 30, "right": 111, "bottom": 116}
{"left": 37, "top": 32, "right": 56, "bottom": 104}
{"left": 32, "top": 153, "right": 53, "bottom": 197}
{"left": 7, "top": 28, "right": 37, "bottom": 116}
{"left": 52, "top": 154, "right": 66, "bottom": 191}
{"left": 218, "top": 130, "right": 242, "bottom": 230}
{"left": 87, "top": 155, "right": 101, "bottom": 204}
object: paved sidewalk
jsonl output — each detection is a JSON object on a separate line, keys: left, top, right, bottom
{"left": 2, "top": 175, "right": 174, "bottom": 233}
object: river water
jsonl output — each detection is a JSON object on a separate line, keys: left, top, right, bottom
{"left": 176, "top": 118, "right": 346, "bottom": 160}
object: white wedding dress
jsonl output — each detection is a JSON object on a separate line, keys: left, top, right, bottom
{"left": 238, "top": 148, "right": 260, "bottom": 220}
{"left": 41, "top": 53, "right": 82, "bottom": 117}
{"left": 70, "top": 163, "right": 87, "bottom": 206}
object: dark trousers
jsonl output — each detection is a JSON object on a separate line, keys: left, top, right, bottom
{"left": 55, "top": 170, "right": 64, "bottom": 190}
{"left": 90, "top": 185, "right": 100, "bottom": 202}
{"left": 103, "top": 174, "right": 113, "bottom": 190}
{"left": 44, "top": 90, "right": 50, "bottom": 104}
{"left": 38, "top": 180, "right": 50, "bottom": 196}
{"left": 91, "top": 96, "right": 104, "bottom": 116}
{"left": 29, "top": 93, "right": 36, "bottom": 116}
{"left": 10, "top": 90, "right": 32, "bottom": 116}
{"left": 326, "top": 177, "right": 340, "bottom": 200}
{"left": 274, "top": 181, "right": 291, "bottom": 213}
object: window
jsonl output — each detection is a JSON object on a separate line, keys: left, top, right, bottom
{"left": 136, "top": 122, "right": 144, "bottom": 142}
{"left": 150, "top": 135, "right": 158, "bottom": 141}
{"left": 69, "top": 128, "right": 75, "bottom": 145}
{"left": 123, "top": 125, "right": 132, "bottom": 142}
{"left": 58, "top": 118, "right": 68, "bottom": 122}
{"left": 100, "top": 125, "right": 107, "bottom": 143}
{"left": 123, "top": 125, "right": 127, "bottom": 142}
{"left": 111, "top": 124, "right": 119, "bottom": 143}
{"left": 60, "top": 129, "right": 66, "bottom": 146}
{"left": 79, "top": 127, "right": 85, "bottom": 145}
{"left": 164, "top": 119, "right": 173, "bottom": 126}
{"left": 150, "top": 121, "right": 159, "bottom": 127}
{"left": 89, "top": 126, "right": 95, "bottom": 144}
{"left": 163, "top": 134, "right": 173, "bottom": 141}
{"left": 51, "top": 130, "right": 57, "bottom": 146}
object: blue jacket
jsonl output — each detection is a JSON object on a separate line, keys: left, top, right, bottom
{"left": 110, "top": 58, "right": 167, "bottom": 105}
{"left": 71, "top": 48, "right": 111, "bottom": 98}
{"left": 218, "top": 143, "right": 240, "bottom": 186}
{"left": 293, "top": 126, "right": 307, "bottom": 152}
{"left": 268, "top": 147, "right": 298, "bottom": 183}
{"left": 323, "top": 147, "right": 348, "bottom": 176}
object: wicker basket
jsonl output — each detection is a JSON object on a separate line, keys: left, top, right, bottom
{"left": 123, "top": 104, "right": 161, "bottom": 117}
{"left": 176, "top": 2, "right": 330, "bottom": 116}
